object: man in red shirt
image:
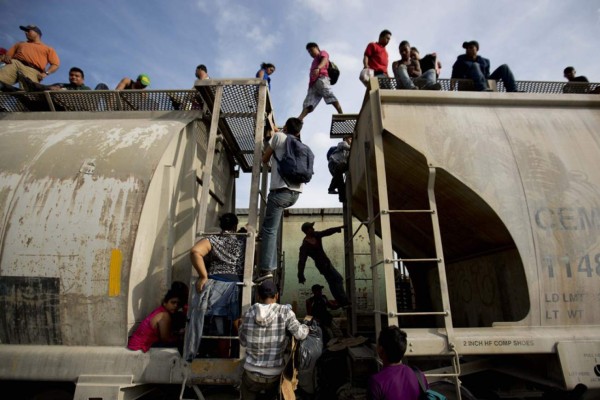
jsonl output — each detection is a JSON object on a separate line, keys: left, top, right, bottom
{"left": 0, "top": 25, "right": 60, "bottom": 87}
{"left": 363, "top": 30, "right": 392, "bottom": 77}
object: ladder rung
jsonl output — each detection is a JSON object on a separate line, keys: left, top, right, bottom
{"left": 389, "top": 258, "right": 441, "bottom": 263}
{"left": 374, "top": 310, "right": 448, "bottom": 317}
{"left": 384, "top": 209, "right": 435, "bottom": 214}
{"left": 395, "top": 311, "right": 448, "bottom": 316}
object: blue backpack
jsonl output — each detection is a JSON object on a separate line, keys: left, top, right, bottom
{"left": 274, "top": 134, "right": 315, "bottom": 185}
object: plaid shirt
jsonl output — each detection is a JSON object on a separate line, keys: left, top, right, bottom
{"left": 239, "top": 303, "right": 308, "bottom": 372}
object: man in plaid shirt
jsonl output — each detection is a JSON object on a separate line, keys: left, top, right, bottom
{"left": 239, "top": 280, "right": 309, "bottom": 399}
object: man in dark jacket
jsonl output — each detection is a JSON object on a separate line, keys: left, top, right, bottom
{"left": 451, "top": 40, "right": 517, "bottom": 92}
{"left": 297, "top": 222, "right": 349, "bottom": 307}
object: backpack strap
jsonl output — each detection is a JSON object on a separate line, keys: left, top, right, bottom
{"left": 410, "top": 365, "right": 428, "bottom": 394}
{"left": 271, "top": 133, "right": 293, "bottom": 187}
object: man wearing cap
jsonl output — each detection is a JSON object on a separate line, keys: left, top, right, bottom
{"left": 451, "top": 40, "right": 517, "bottom": 92}
{"left": 238, "top": 280, "right": 309, "bottom": 400}
{"left": 115, "top": 74, "right": 151, "bottom": 90}
{"left": 298, "top": 222, "right": 350, "bottom": 307}
{"left": 0, "top": 25, "right": 60, "bottom": 88}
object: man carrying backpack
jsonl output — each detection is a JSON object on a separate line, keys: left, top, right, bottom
{"left": 327, "top": 135, "right": 352, "bottom": 202}
{"left": 298, "top": 42, "right": 343, "bottom": 121}
{"left": 255, "top": 117, "right": 307, "bottom": 282}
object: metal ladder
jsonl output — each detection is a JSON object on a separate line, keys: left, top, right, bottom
{"left": 178, "top": 79, "right": 273, "bottom": 399}
{"left": 367, "top": 166, "right": 463, "bottom": 399}
{"left": 341, "top": 112, "right": 463, "bottom": 398}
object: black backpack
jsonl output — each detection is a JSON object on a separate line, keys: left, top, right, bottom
{"left": 328, "top": 61, "right": 340, "bottom": 85}
{"left": 274, "top": 134, "right": 315, "bottom": 185}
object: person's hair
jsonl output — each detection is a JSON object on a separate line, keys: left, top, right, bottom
{"left": 162, "top": 289, "right": 181, "bottom": 304}
{"left": 564, "top": 66, "right": 575, "bottom": 75}
{"left": 261, "top": 62, "right": 275, "bottom": 70}
{"left": 306, "top": 42, "right": 319, "bottom": 51}
{"left": 170, "top": 281, "right": 189, "bottom": 305}
{"left": 410, "top": 47, "right": 419, "bottom": 54}
{"left": 219, "top": 212, "right": 238, "bottom": 231}
{"left": 285, "top": 117, "right": 303, "bottom": 135}
{"left": 379, "top": 29, "right": 392, "bottom": 38}
{"left": 399, "top": 40, "right": 410, "bottom": 50}
{"left": 196, "top": 64, "right": 207, "bottom": 73}
{"left": 378, "top": 326, "right": 408, "bottom": 363}
{"left": 69, "top": 67, "right": 84, "bottom": 78}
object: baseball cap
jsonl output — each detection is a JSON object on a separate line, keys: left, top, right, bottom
{"left": 137, "top": 74, "right": 151, "bottom": 87}
{"left": 20, "top": 25, "right": 42, "bottom": 36}
{"left": 311, "top": 284, "right": 324, "bottom": 292}
{"left": 257, "top": 280, "right": 278, "bottom": 298}
{"left": 301, "top": 221, "right": 315, "bottom": 233}
{"left": 462, "top": 40, "right": 479, "bottom": 50}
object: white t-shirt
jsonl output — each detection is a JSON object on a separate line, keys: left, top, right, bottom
{"left": 269, "top": 131, "right": 303, "bottom": 193}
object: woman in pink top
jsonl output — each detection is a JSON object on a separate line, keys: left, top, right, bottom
{"left": 128, "top": 289, "right": 182, "bottom": 352}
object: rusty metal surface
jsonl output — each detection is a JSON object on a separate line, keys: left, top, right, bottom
{"left": 0, "top": 115, "right": 195, "bottom": 345}
{"left": 349, "top": 90, "right": 600, "bottom": 348}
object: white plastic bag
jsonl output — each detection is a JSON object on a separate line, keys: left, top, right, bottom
{"left": 359, "top": 68, "right": 374, "bottom": 87}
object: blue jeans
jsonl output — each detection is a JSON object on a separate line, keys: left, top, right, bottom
{"left": 259, "top": 189, "right": 300, "bottom": 271}
{"left": 462, "top": 61, "right": 489, "bottom": 91}
{"left": 465, "top": 62, "right": 517, "bottom": 92}
{"left": 394, "top": 65, "right": 437, "bottom": 89}
{"left": 183, "top": 279, "right": 240, "bottom": 361}
{"left": 489, "top": 64, "right": 517, "bottom": 92}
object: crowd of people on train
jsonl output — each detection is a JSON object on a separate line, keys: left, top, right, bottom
{"left": 4, "top": 23, "right": 596, "bottom": 400}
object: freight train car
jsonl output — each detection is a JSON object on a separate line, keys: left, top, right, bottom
{"left": 332, "top": 78, "right": 600, "bottom": 399}
{"left": 0, "top": 81, "right": 272, "bottom": 400}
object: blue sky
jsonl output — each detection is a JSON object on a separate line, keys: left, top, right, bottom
{"left": 2, "top": 0, "right": 599, "bottom": 209}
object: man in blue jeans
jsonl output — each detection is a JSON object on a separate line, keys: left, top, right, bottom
{"left": 451, "top": 40, "right": 517, "bottom": 92}
{"left": 256, "top": 117, "right": 305, "bottom": 282}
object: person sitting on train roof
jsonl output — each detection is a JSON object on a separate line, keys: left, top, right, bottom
{"left": 193, "top": 64, "right": 210, "bottom": 86}
{"left": 127, "top": 288, "right": 184, "bottom": 352}
{"left": 563, "top": 66, "right": 589, "bottom": 83}
{"left": 392, "top": 40, "right": 441, "bottom": 90}
{"left": 410, "top": 47, "right": 442, "bottom": 79}
{"left": 451, "top": 40, "right": 518, "bottom": 92}
{"left": 16, "top": 66, "right": 91, "bottom": 91}
{"left": 115, "top": 73, "right": 150, "bottom": 90}
{"left": 0, "top": 24, "right": 60, "bottom": 89}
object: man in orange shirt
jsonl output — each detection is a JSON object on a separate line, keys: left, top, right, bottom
{"left": 0, "top": 25, "right": 60, "bottom": 88}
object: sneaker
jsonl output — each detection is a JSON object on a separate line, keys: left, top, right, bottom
{"left": 0, "top": 80, "right": 21, "bottom": 92}
{"left": 16, "top": 72, "right": 44, "bottom": 92}
{"left": 328, "top": 189, "right": 338, "bottom": 194}
{"left": 253, "top": 270, "right": 273, "bottom": 284}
